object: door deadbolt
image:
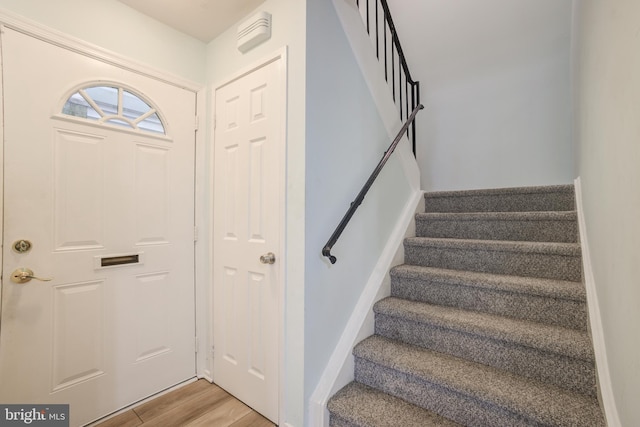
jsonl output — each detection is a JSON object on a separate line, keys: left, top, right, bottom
{"left": 12, "top": 240, "right": 32, "bottom": 253}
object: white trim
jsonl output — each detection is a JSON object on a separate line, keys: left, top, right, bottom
{"left": 276, "top": 49, "right": 289, "bottom": 427}
{"left": 201, "top": 370, "right": 214, "bottom": 384}
{"left": 308, "top": 189, "right": 423, "bottom": 427}
{"left": 194, "top": 88, "right": 210, "bottom": 379}
{"left": 574, "top": 177, "right": 621, "bottom": 427}
{"left": 50, "top": 114, "right": 172, "bottom": 143}
{"left": 0, "top": 24, "right": 5, "bottom": 329}
{"left": 210, "top": 47, "right": 288, "bottom": 426}
{"left": 0, "top": 8, "right": 201, "bottom": 92}
{"left": 211, "top": 47, "right": 287, "bottom": 92}
{"left": 207, "top": 82, "right": 217, "bottom": 387}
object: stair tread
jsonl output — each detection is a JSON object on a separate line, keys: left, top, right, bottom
{"left": 390, "top": 265, "right": 586, "bottom": 301}
{"left": 416, "top": 210, "right": 577, "bottom": 221}
{"left": 405, "top": 237, "right": 581, "bottom": 255}
{"left": 328, "top": 382, "right": 461, "bottom": 427}
{"left": 355, "top": 335, "right": 604, "bottom": 426}
{"left": 374, "top": 297, "right": 594, "bottom": 360}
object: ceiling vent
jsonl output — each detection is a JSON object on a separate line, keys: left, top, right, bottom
{"left": 237, "top": 12, "right": 272, "bottom": 53}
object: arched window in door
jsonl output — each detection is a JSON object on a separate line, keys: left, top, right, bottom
{"left": 62, "top": 85, "right": 165, "bottom": 134}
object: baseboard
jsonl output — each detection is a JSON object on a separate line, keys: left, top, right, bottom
{"left": 574, "top": 177, "right": 621, "bottom": 427}
{"left": 308, "top": 189, "right": 423, "bottom": 427}
{"left": 201, "top": 369, "right": 213, "bottom": 383}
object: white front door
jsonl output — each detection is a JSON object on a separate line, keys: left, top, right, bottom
{"left": 0, "top": 28, "right": 197, "bottom": 426}
{"left": 213, "top": 56, "right": 284, "bottom": 424}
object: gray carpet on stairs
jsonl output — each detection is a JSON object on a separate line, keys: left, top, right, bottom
{"left": 327, "top": 184, "right": 605, "bottom": 426}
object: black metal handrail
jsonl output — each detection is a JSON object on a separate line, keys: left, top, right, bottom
{"left": 356, "top": 0, "right": 420, "bottom": 156}
{"left": 322, "top": 104, "right": 424, "bottom": 264}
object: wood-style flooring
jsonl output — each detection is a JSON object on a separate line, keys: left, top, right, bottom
{"left": 93, "top": 379, "right": 275, "bottom": 427}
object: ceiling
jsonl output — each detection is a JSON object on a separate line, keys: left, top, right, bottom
{"left": 117, "top": 0, "right": 266, "bottom": 43}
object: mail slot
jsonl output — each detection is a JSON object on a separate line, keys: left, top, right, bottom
{"left": 94, "top": 252, "right": 144, "bottom": 269}
{"left": 101, "top": 254, "right": 139, "bottom": 267}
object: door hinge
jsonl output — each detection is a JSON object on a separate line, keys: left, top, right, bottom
{"left": 194, "top": 226, "right": 199, "bottom": 242}
{"left": 194, "top": 115, "right": 200, "bottom": 132}
{"left": 213, "top": 114, "right": 216, "bottom": 130}
{"left": 195, "top": 336, "right": 199, "bottom": 353}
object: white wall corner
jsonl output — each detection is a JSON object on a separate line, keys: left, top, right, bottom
{"left": 308, "top": 189, "right": 424, "bottom": 427}
{"left": 574, "top": 177, "right": 621, "bottom": 427}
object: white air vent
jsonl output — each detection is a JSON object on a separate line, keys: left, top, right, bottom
{"left": 237, "top": 12, "right": 272, "bottom": 53}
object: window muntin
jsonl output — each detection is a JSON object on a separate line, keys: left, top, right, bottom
{"left": 62, "top": 85, "right": 165, "bottom": 134}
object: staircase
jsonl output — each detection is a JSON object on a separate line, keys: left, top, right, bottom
{"left": 327, "top": 184, "right": 605, "bottom": 426}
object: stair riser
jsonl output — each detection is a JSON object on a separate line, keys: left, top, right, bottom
{"left": 416, "top": 218, "right": 578, "bottom": 242}
{"left": 391, "top": 276, "right": 588, "bottom": 330}
{"left": 354, "top": 358, "right": 536, "bottom": 426}
{"left": 424, "top": 192, "right": 575, "bottom": 213}
{"left": 375, "top": 314, "right": 597, "bottom": 397}
{"left": 404, "top": 245, "right": 582, "bottom": 281}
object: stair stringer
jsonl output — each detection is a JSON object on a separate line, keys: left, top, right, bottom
{"left": 308, "top": 192, "right": 424, "bottom": 427}
{"left": 575, "top": 177, "right": 621, "bottom": 427}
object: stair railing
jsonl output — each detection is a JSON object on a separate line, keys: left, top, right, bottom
{"left": 356, "top": 0, "right": 420, "bottom": 156}
{"left": 322, "top": 104, "right": 424, "bottom": 264}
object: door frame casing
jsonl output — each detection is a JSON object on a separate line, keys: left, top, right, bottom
{"left": 0, "top": 12, "right": 209, "bottom": 378}
{"left": 210, "top": 47, "right": 288, "bottom": 424}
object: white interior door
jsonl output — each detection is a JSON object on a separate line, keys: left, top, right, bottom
{"left": 0, "top": 28, "right": 197, "bottom": 426}
{"left": 213, "top": 57, "right": 284, "bottom": 424}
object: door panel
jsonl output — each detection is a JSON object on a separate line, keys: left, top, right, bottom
{"left": 52, "top": 280, "right": 105, "bottom": 391}
{"left": 54, "top": 129, "right": 106, "bottom": 250}
{"left": 0, "top": 28, "right": 196, "bottom": 426}
{"left": 213, "top": 58, "right": 283, "bottom": 424}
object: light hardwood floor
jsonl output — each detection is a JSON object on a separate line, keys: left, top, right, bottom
{"left": 93, "top": 380, "right": 275, "bottom": 427}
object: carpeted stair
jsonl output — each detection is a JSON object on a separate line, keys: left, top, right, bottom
{"left": 328, "top": 185, "right": 605, "bottom": 426}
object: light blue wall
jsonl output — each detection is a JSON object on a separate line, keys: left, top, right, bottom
{"left": 573, "top": 1, "right": 640, "bottom": 425}
{"left": 388, "top": 0, "right": 574, "bottom": 191}
{"left": 304, "top": 0, "right": 414, "bottom": 422}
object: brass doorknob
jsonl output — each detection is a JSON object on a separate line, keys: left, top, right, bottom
{"left": 259, "top": 252, "right": 276, "bottom": 265}
{"left": 10, "top": 268, "right": 52, "bottom": 284}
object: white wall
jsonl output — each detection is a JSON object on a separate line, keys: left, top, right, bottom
{"left": 205, "top": 1, "right": 306, "bottom": 425}
{"left": 304, "top": 0, "right": 416, "bottom": 422}
{"left": 572, "top": 1, "right": 640, "bottom": 425}
{"left": 387, "top": 0, "right": 574, "bottom": 191}
{"left": 0, "top": 0, "right": 206, "bottom": 83}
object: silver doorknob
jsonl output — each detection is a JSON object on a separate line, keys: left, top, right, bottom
{"left": 10, "top": 268, "right": 53, "bottom": 284}
{"left": 259, "top": 252, "right": 276, "bottom": 265}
